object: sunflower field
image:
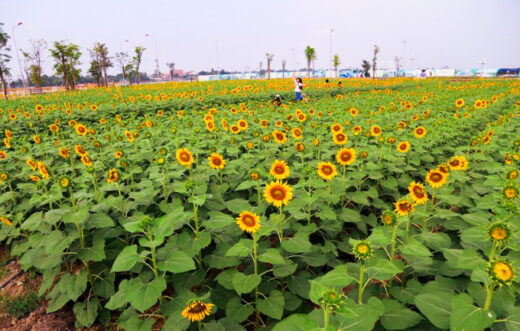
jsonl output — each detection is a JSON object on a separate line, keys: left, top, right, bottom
{"left": 0, "top": 77, "right": 520, "bottom": 330}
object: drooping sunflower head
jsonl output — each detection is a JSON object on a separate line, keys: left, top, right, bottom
{"left": 107, "top": 169, "right": 120, "bottom": 183}
{"left": 295, "top": 142, "right": 305, "bottom": 153}
{"left": 486, "top": 222, "right": 512, "bottom": 245}
{"left": 176, "top": 148, "right": 194, "bottom": 168}
{"left": 80, "top": 154, "right": 93, "bottom": 167}
{"left": 181, "top": 299, "right": 214, "bottom": 322}
{"left": 59, "top": 176, "right": 70, "bottom": 188}
{"left": 270, "top": 159, "right": 290, "bottom": 180}
{"left": 396, "top": 141, "right": 411, "bottom": 153}
{"left": 317, "top": 162, "right": 338, "bottom": 181}
{"left": 408, "top": 181, "right": 428, "bottom": 205}
{"left": 59, "top": 148, "right": 70, "bottom": 159}
{"left": 250, "top": 171, "right": 259, "bottom": 181}
{"left": 236, "top": 211, "right": 261, "bottom": 234}
{"left": 394, "top": 198, "right": 415, "bottom": 216}
{"left": 263, "top": 180, "right": 294, "bottom": 208}
{"left": 425, "top": 169, "right": 447, "bottom": 188}
{"left": 352, "top": 240, "right": 374, "bottom": 264}
{"left": 336, "top": 148, "right": 356, "bottom": 166}
{"left": 0, "top": 217, "right": 12, "bottom": 226}
{"left": 413, "top": 126, "right": 427, "bottom": 139}
{"left": 437, "top": 164, "right": 450, "bottom": 175}
{"left": 208, "top": 153, "right": 226, "bottom": 170}
{"left": 74, "top": 144, "right": 87, "bottom": 156}
{"left": 502, "top": 182, "right": 519, "bottom": 200}
{"left": 381, "top": 210, "right": 397, "bottom": 226}
{"left": 488, "top": 260, "right": 515, "bottom": 285}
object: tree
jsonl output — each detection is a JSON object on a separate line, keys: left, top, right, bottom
{"left": 166, "top": 62, "right": 175, "bottom": 80}
{"left": 266, "top": 53, "right": 274, "bottom": 79}
{"left": 49, "top": 41, "right": 81, "bottom": 90}
{"left": 394, "top": 56, "right": 401, "bottom": 77}
{"left": 88, "top": 60, "right": 102, "bottom": 86}
{"left": 372, "top": 45, "right": 380, "bottom": 80}
{"left": 333, "top": 54, "right": 341, "bottom": 78}
{"left": 90, "top": 42, "right": 111, "bottom": 86}
{"left": 304, "top": 46, "right": 316, "bottom": 78}
{"left": 20, "top": 39, "right": 46, "bottom": 93}
{"left": 281, "top": 59, "right": 286, "bottom": 78}
{"left": 115, "top": 52, "right": 130, "bottom": 84}
{"left": 0, "top": 23, "right": 11, "bottom": 98}
{"left": 361, "top": 60, "right": 371, "bottom": 77}
{"left": 132, "top": 46, "right": 145, "bottom": 84}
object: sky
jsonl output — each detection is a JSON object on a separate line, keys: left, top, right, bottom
{"left": 2, "top": 0, "right": 520, "bottom": 78}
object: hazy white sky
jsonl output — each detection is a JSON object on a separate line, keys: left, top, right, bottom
{"left": 3, "top": 0, "right": 520, "bottom": 77}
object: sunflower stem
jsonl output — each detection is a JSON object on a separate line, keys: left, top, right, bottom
{"left": 390, "top": 224, "right": 398, "bottom": 260}
{"left": 117, "top": 182, "right": 125, "bottom": 215}
{"left": 279, "top": 206, "right": 283, "bottom": 240}
{"left": 489, "top": 242, "right": 496, "bottom": 262}
{"left": 253, "top": 234, "right": 260, "bottom": 327}
{"left": 323, "top": 306, "right": 330, "bottom": 329}
{"left": 68, "top": 187, "right": 77, "bottom": 213}
{"left": 358, "top": 264, "right": 365, "bottom": 304}
{"left": 7, "top": 181, "right": 15, "bottom": 204}
{"left": 484, "top": 283, "right": 494, "bottom": 310}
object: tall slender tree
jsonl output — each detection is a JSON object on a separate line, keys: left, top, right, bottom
{"left": 132, "top": 46, "right": 145, "bottom": 84}
{"left": 304, "top": 46, "right": 316, "bottom": 78}
{"left": 372, "top": 45, "right": 380, "bottom": 80}
{"left": 50, "top": 41, "right": 81, "bottom": 90}
{"left": 266, "top": 53, "right": 274, "bottom": 79}
{"left": 90, "top": 42, "right": 111, "bottom": 86}
{"left": 88, "top": 60, "right": 102, "bottom": 86}
{"left": 333, "top": 54, "right": 341, "bottom": 78}
{"left": 361, "top": 60, "right": 371, "bottom": 77}
{"left": 394, "top": 56, "right": 401, "bottom": 77}
{"left": 115, "top": 52, "right": 130, "bottom": 84}
{"left": 0, "top": 23, "right": 11, "bottom": 98}
{"left": 20, "top": 39, "right": 46, "bottom": 93}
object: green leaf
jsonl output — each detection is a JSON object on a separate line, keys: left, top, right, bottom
{"left": 86, "top": 213, "right": 114, "bottom": 229}
{"left": 216, "top": 269, "right": 237, "bottom": 290}
{"left": 258, "top": 290, "right": 285, "bottom": 320}
{"left": 281, "top": 232, "right": 312, "bottom": 253}
{"left": 232, "top": 272, "right": 261, "bottom": 295}
{"left": 272, "top": 314, "right": 319, "bottom": 331}
{"left": 206, "top": 211, "right": 235, "bottom": 229}
{"left": 381, "top": 299, "right": 422, "bottom": 330}
{"left": 111, "top": 245, "right": 140, "bottom": 272}
{"left": 73, "top": 298, "right": 99, "bottom": 327}
{"left": 119, "top": 307, "right": 155, "bottom": 331}
{"left": 225, "top": 239, "right": 253, "bottom": 257}
{"left": 126, "top": 277, "right": 167, "bottom": 312}
{"left": 225, "top": 199, "right": 252, "bottom": 214}
{"left": 505, "top": 307, "right": 520, "bottom": 331}
{"left": 226, "top": 296, "right": 254, "bottom": 323}
{"left": 258, "top": 249, "right": 285, "bottom": 265}
{"left": 450, "top": 293, "right": 495, "bottom": 331}
{"left": 336, "top": 297, "right": 385, "bottom": 330}
{"left": 366, "top": 258, "right": 403, "bottom": 280}
{"left": 414, "top": 291, "right": 453, "bottom": 329}
{"left": 157, "top": 251, "right": 196, "bottom": 274}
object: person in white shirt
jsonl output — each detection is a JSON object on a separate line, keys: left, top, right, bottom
{"left": 292, "top": 73, "right": 304, "bottom": 101}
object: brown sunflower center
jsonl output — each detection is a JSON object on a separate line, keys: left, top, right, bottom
{"left": 241, "top": 215, "right": 256, "bottom": 227}
{"left": 188, "top": 302, "right": 206, "bottom": 314}
{"left": 399, "top": 202, "right": 412, "bottom": 211}
{"left": 341, "top": 152, "right": 352, "bottom": 162}
{"left": 322, "top": 166, "right": 333, "bottom": 175}
{"left": 270, "top": 187, "right": 286, "bottom": 200}
{"left": 180, "top": 153, "right": 190, "bottom": 162}
{"left": 212, "top": 157, "right": 222, "bottom": 166}
{"left": 274, "top": 165, "right": 285, "bottom": 174}
{"left": 430, "top": 172, "right": 442, "bottom": 182}
{"left": 413, "top": 186, "right": 425, "bottom": 198}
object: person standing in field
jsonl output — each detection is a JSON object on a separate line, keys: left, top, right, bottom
{"left": 292, "top": 73, "right": 304, "bottom": 101}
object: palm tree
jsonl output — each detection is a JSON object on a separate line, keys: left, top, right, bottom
{"left": 304, "top": 46, "right": 316, "bottom": 78}
{"left": 333, "top": 54, "right": 340, "bottom": 78}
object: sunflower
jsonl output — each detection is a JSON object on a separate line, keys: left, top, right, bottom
{"left": 107, "top": 169, "right": 120, "bottom": 183}
{"left": 157, "top": 157, "right": 165, "bottom": 165}
{"left": 33, "top": 135, "right": 41, "bottom": 144}
{"left": 507, "top": 170, "right": 518, "bottom": 180}
{"left": 250, "top": 171, "right": 259, "bottom": 180}
{"left": 26, "top": 159, "right": 37, "bottom": 171}
{"left": 272, "top": 130, "right": 287, "bottom": 144}
{"left": 208, "top": 153, "right": 226, "bottom": 170}
{"left": 394, "top": 198, "right": 415, "bottom": 216}
{"left": 37, "top": 161, "right": 50, "bottom": 179}
{"left": 487, "top": 222, "right": 511, "bottom": 245}
{"left": 263, "top": 180, "right": 294, "bottom": 208}
{"left": 425, "top": 169, "right": 447, "bottom": 188}
{"left": 74, "top": 145, "right": 87, "bottom": 156}
{"left": 408, "top": 181, "right": 428, "bottom": 205}
{"left": 457, "top": 156, "right": 468, "bottom": 171}
{"left": 0, "top": 217, "right": 12, "bottom": 226}
{"left": 75, "top": 124, "right": 87, "bottom": 136}
{"left": 0, "top": 151, "right": 7, "bottom": 160}
{"left": 370, "top": 125, "right": 382, "bottom": 137}
{"left": 0, "top": 173, "right": 7, "bottom": 182}
{"left": 114, "top": 150, "right": 124, "bottom": 159}
{"left": 437, "top": 164, "right": 450, "bottom": 175}
{"left": 59, "top": 148, "right": 70, "bottom": 159}
{"left": 332, "top": 132, "right": 348, "bottom": 145}
{"left": 488, "top": 260, "right": 514, "bottom": 285}
{"left": 124, "top": 130, "right": 134, "bottom": 142}
{"left": 317, "top": 162, "right": 338, "bottom": 181}
{"left": 81, "top": 154, "right": 93, "bottom": 167}
{"left": 502, "top": 182, "right": 518, "bottom": 200}
{"left": 30, "top": 175, "right": 40, "bottom": 182}
{"left": 291, "top": 127, "right": 303, "bottom": 140}
{"left": 352, "top": 240, "right": 373, "bottom": 263}
{"left": 295, "top": 142, "right": 305, "bottom": 152}
{"left": 455, "top": 98, "right": 465, "bottom": 108}
{"left": 359, "top": 151, "right": 368, "bottom": 159}
{"left": 176, "top": 148, "right": 194, "bottom": 168}
{"left": 229, "top": 125, "right": 240, "bottom": 134}
{"left": 336, "top": 148, "right": 356, "bottom": 166}
{"left": 181, "top": 299, "right": 214, "bottom": 322}
{"left": 236, "top": 211, "right": 261, "bottom": 233}
{"left": 413, "top": 126, "right": 427, "bottom": 139}
{"left": 396, "top": 141, "right": 411, "bottom": 153}
{"left": 381, "top": 210, "right": 397, "bottom": 226}
{"left": 352, "top": 126, "right": 362, "bottom": 136}
{"left": 331, "top": 123, "right": 343, "bottom": 133}
{"left": 59, "top": 176, "right": 70, "bottom": 188}
{"left": 270, "top": 160, "right": 290, "bottom": 180}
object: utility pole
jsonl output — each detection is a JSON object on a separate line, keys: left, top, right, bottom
{"left": 12, "top": 22, "right": 26, "bottom": 95}
{"left": 215, "top": 40, "right": 219, "bottom": 73}
{"left": 402, "top": 40, "right": 406, "bottom": 71}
